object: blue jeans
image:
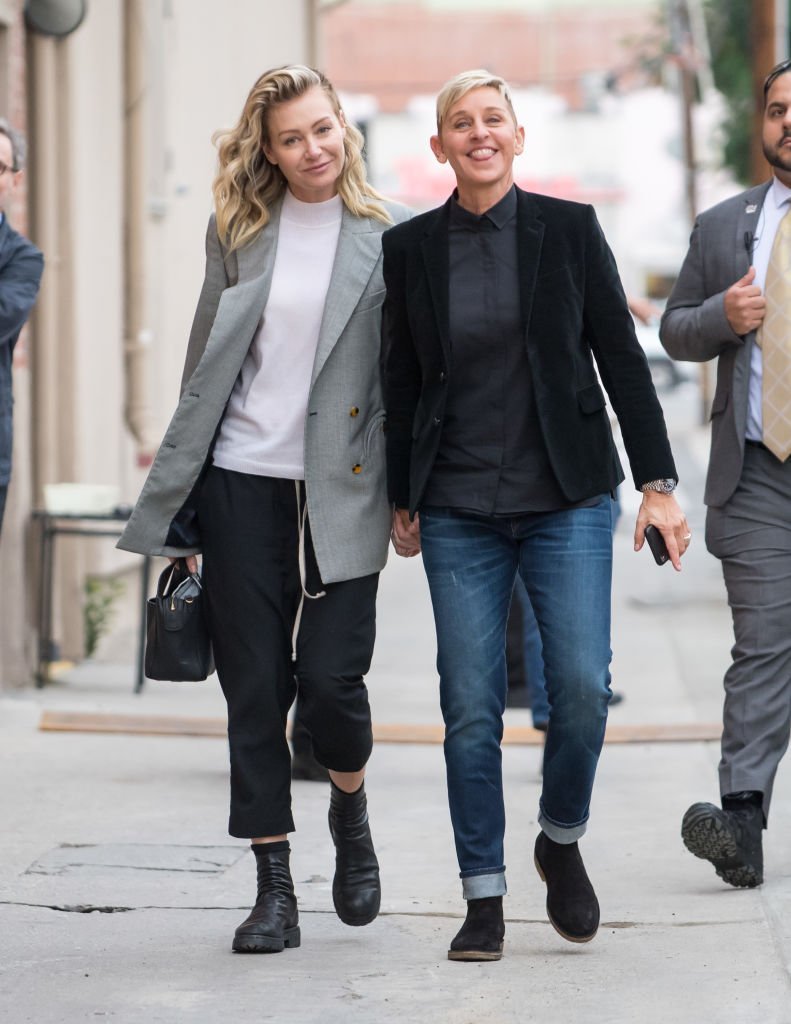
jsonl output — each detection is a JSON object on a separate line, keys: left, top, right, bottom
{"left": 515, "top": 493, "right": 620, "bottom": 727}
{"left": 420, "top": 499, "right": 613, "bottom": 899}
{"left": 513, "top": 574, "right": 550, "bottom": 726}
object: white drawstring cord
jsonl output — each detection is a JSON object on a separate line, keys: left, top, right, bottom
{"left": 291, "top": 479, "right": 326, "bottom": 661}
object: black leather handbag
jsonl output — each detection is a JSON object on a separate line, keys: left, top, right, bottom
{"left": 145, "top": 560, "right": 214, "bottom": 681}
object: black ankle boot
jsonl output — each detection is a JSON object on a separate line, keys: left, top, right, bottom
{"left": 448, "top": 896, "right": 505, "bottom": 962}
{"left": 534, "top": 831, "right": 599, "bottom": 943}
{"left": 232, "top": 842, "right": 300, "bottom": 953}
{"left": 681, "top": 798, "right": 764, "bottom": 888}
{"left": 328, "top": 781, "right": 381, "bottom": 926}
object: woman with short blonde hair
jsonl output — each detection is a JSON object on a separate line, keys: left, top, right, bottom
{"left": 383, "top": 69, "right": 688, "bottom": 961}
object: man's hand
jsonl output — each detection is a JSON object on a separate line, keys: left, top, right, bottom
{"left": 634, "top": 492, "right": 690, "bottom": 572}
{"left": 391, "top": 508, "right": 421, "bottom": 557}
{"left": 724, "top": 267, "right": 765, "bottom": 336}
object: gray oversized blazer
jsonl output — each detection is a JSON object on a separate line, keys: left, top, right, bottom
{"left": 118, "top": 196, "right": 411, "bottom": 584}
{"left": 660, "top": 181, "right": 772, "bottom": 508}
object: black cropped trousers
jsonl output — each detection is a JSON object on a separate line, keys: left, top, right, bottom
{"left": 198, "top": 466, "right": 378, "bottom": 838}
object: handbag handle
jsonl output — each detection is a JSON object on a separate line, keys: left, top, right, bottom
{"left": 155, "top": 559, "right": 203, "bottom": 609}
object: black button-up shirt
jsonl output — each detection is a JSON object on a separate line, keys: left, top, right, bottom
{"left": 422, "top": 186, "right": 581, "bottom": 514}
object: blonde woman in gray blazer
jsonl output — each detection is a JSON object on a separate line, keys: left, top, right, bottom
{"left": 118, "top": 66, "right": 409, "bottom": 955}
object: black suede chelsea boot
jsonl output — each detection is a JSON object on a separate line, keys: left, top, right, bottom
{"left": 534, "top": 831, "right": 600, "bottom": 943}
{"left": 448, "top": 896, "right": 505, "bottom": 962}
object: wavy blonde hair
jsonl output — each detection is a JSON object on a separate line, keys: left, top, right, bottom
{"left": 213, "top": 65, "right": 391, "bottom": 251}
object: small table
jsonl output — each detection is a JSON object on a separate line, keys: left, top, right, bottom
{"left": 33, "top": 510, "right": 153, "bottom": 693}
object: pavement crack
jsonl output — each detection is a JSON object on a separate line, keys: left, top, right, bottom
{"left": 54, "top": 905, "right": 134, "bottom": 914}
{"left": 0, "top": 902, "right": 767, "bottom": 929}
{"left": 0, "top": 901, "right": 135, "bottom": 914}
{"left": 26, "top": 864, "right": 223, "bottom": 876}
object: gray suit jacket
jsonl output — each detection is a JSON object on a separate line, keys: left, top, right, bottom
{"left": 118, "top": 196, "right": 411, "bottom": 583}
{"left": 660, "top": 181, "right": 772, "bottom": 507}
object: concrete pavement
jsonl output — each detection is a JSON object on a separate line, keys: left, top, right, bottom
{"left": 2, "top": 381, "right": 791, "bottom": 1023}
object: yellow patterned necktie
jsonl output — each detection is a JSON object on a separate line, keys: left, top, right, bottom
{"left": 757, "top": 204, "right": 791, "bottom": 461}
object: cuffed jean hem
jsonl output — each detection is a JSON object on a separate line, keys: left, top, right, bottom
{"left": 461, "top": 871, "right": 507, "bottom": 900}
{"left": 538, "top": 810, "right": 587, "bottom": 845}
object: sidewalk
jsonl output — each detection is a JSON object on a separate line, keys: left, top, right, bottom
{"left": 2, "top": 387, "right": 791, "bottom": 1023}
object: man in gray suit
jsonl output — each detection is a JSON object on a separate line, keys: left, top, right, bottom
{"left": 661, "top": 59, "right": 791, "bottom": 888}
{"left": 0, "top": 119, "right": 43, "bottom": 537}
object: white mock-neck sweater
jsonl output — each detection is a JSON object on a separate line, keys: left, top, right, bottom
{"left": 212, "top": 189, "right": 343, "bottom": 480}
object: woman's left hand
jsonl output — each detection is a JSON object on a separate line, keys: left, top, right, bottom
{"left": 391, "top": 508, "right": 421, "bottom": 557}
{"left": 634, "top": 491, "right": 691, "bottom": 572}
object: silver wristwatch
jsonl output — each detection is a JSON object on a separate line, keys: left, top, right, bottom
{"left": 641, "top": 478, "right": 677, "bottom": 494}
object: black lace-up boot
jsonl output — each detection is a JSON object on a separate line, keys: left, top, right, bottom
{"left": 328, "top": 780, "right": 381, "bottom": 926}
{"left": 681, "top": 794, "right": 764, "bottom": 888}
{"left": 232, "top": 841, "right": 300, "bottom": 953}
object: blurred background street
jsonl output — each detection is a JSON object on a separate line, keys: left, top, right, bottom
{"left": 0, "top": 0, "right": 768, "bottom": 681}
{"left": 2, "top": 1, "right": 791, "bottom": 1021}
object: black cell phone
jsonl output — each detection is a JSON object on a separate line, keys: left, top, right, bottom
{"left": 645, "top": 524, "right": 670, "bottom": 566}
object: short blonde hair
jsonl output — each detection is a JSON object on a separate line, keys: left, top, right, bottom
{"left": 435, "top": 70, "right": 518, "bottom": 132}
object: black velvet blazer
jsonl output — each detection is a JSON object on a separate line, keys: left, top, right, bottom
{"left": 381, "top": 187, "right": 677, "bottom": 515}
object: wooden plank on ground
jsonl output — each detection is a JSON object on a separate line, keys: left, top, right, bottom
{"left": 39, "top": 710, "right": 722, "bottom": 746}
{"left": 39, "top": 710, "right": 227, "bottom": 737}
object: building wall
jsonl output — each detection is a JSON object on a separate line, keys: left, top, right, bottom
{"left": 0, "top": 0, "right": 313, "bottom": 688}
{"left": 0, "top": 0, "right": 35, "bottom": 688}
{"left": 156, "top": 0, "right": 311, "bottom": 432}
{"left": 69, "top": 5, "right": 126, "bottom": 495}
{"left": 324, "top": 0, "right": 737, "bottom": 321}
{"left": 67, "top": 0, "right": 311, "bottom": 494}
{"left": 324, "top": 1, "right": 661, "bottom": 112}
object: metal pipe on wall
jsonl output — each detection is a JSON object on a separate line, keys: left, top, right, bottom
{"left": 29, "top": 34, "right": 61, "bottom": 495}
{"left": 29, "top": 33, "right": 78, "bottom": 490}
{"left": 28, "top": 30, "right": 83, "bottom": 661}
{"left": 123, "top": 0, "right": 156, "bottom": 466}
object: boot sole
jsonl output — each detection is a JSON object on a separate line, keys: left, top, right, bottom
{"left": 448, "top": 945, "right": 503, "bottom": 962}
{"left": 232, "top": 925, "right": 301, "bottom": 953}
{"left": 534, "top": 855, "right": 598, "bottom": 944}
{"left": 681, "top": 807, "right": 762, "bottom": 889}
{"left": 333, "top": 889, "right": 381, "bottom": 927}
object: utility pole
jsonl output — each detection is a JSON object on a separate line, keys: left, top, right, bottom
{"left": 751, "top": 0, "right": 778, "bottom": 185}
{"left": 667, "top": 0, "right": 712, "bottom": 420}
{"left": 667, "top": 0, "right": 698, "bottom": 230}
